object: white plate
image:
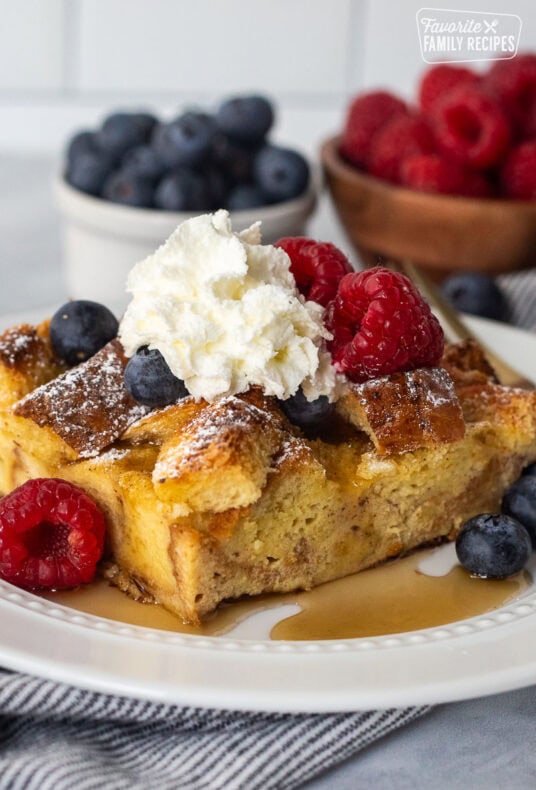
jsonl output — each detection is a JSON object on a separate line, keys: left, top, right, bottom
{"left": 1, "top": 312, "right": 536, "bottom": 713}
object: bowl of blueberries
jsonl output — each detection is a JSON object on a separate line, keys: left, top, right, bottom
{"left": 57, "top": 94, "right": 316, "bottom": 307}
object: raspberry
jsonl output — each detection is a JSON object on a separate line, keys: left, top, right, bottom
{"left": 431, "top": 87, "right": 511, "bottom": 169}
{"left": 340, "top": 91, "right": 407, "bottom": 168}
{"left": 401, "top": 154, "right": 493, "bottom": 198}
{"left": 500, "top": 141, "right": 536, "bottom": 200}
{"left": 275, "top": 237, "right": 353, "bottom": 307}
{"left": 327, "top": 267, "right": 444, "bottom": 382}
{"left": 419, "top": 64, "right": 480, "bottom": 114}
{"left": 0, "top": 479, "right": 105, "bottom": 590}
{"left": 368, "top": 114, "right": 435, "bottom": 183}
{"left": 484, "top": 54, "right": 536, "bottom": 138}
{"left": 401, "top": 154, "right": 464, "bottom": 195}
{"left": 462, "top": 169, "right": 495, "bottom": 199}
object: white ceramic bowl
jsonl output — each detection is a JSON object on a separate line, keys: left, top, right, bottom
{"left": 54, "top": 176, "right": 318, "bottom": 311}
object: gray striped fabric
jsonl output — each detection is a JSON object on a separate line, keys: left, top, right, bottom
{"left": 498, "top": 270, "right": 536, "bottom": 331}
{"left": 1, "top": 270, "right": 535, "bottom": 789}
{"left": 0, "top": 670, "right": 428, "bottom": 789}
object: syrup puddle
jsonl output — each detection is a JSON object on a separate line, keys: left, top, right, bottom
{"left": 42, "top": 544, "right": 530, "bottom": 641}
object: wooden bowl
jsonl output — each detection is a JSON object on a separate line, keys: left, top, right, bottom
{"left": 321, "top": 136, "right": 536, "bottom": 275}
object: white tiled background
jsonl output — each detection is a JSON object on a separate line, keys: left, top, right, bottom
{"left": 1, "top": 0, "right": 534, "bottom": 155}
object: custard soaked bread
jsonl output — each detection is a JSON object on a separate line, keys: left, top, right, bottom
{"left": 0, "top": 321, "right": 535, "bottom": 623}
{"left": 1, "top": 216, "right": 535, "bottom": 621}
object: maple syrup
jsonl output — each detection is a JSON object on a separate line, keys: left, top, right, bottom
{"left": 44, "top": 549, "right": 528, "bottom": 641}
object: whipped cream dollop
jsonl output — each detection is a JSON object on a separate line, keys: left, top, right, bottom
{"left": 119, "top": 210, "right": 337, "bottom": 402}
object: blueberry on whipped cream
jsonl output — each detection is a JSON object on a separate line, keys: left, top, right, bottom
{"left": 119, "top": 210, "right": 338, "bottom": 403}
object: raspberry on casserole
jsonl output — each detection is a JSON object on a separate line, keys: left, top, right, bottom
{"left": 275, "top": 237, "right": 353, "bottom": 307}
{"left": 327, "top": 267, "right": 444, "bottom": 382}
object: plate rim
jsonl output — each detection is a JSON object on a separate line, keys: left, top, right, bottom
{"left": 1, "top": 314, "right": 536, "bottom": 712}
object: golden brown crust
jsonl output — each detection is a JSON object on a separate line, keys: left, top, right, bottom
{"left": 337, "top": 367, "right": 465, "bottom": 455}
{"left": 457, "top": 383, "right": 536, "bottom": 429}
{"left": 442, "top": 340, "right": 498, "bottom": 387}
{"left": 14, "top": 340, "right": 147, "bottom": 457}
{"left": 101, "top": 562, "right": 156, "bottom": 604}
{"left": 0, "top": 321, "right": 66, "bottom": 407}
{"left": 0, "top": 321, "right": 52, "bottom": 371}
{"left": 122, "top": 399, "right": 204, "bottom": 444}
{"left": 153, "top": 395, "right": 285, "bottom": 512}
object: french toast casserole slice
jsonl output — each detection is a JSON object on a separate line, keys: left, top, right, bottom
{"left": 0, "top": 322, "right": 535, "bottom": 624}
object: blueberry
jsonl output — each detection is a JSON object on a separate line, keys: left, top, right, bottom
{"left": 152, "top": 112, "right": 216, "bottom": 168}
{"left": 99, "top": 113, "right": 148, "bottom": 158}
{"left": 278, "top": 388, "right": 333, "bottom": 433}
{"left": 66, "top": 130, "right": 100, "bottom": 165}
{"left": 211, "top": 134, "right": 258, "bottom": 184}
{"left": 102, "top": 171, "right": 154, "bottom": 208}
{"left": 441, "top": 273, "right": 507, "bottom": 321}
{"left": 132, "top": 112, "right": 158, "bottom": 140}
{"left": 216, "top": 95, "right": 274, "bottom": 145}
{"left": 200, "top": 165, "right": 228, "bottom": 209}
{"left": 154, "top": 169, "right": 211, "bottom": 211}
{"left": 227, "top": 184, "right": 267, "bottom": 211}
{"left": 66, "top": 149, "right": 114, "bottom": 196}
{"left": 456, "top": 514, "right": 531, "bottom": 578}
{"left": 121, "top": 145, "right": 166, "bottom": 181}
{"left": 254, "top": 145, "right": 310, "bottom": 203}
{"left": 502, "top": 475, "right": 536, "bottom": 545}
{"left": 50, "top": 300, "right": 119, "bottom": 366}
{"left": 522, "top": 462, "right": 536, "bottom": 478}
{"left": 124, "top": 347, "right": 189, "bottom": 408}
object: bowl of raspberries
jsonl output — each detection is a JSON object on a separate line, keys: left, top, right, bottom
{"left": 56, "top": 94, "right": 316, "bottom": 305}
{"left": 322, "top": 55, "right": 536, "bottom": 276}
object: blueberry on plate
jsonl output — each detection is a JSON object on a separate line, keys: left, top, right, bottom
{"left": 99, "top": 112, "right": 148, "bottom": 158}
{"left": 152, "top": 112, "right": 216, "bottom": 168}
{"left": 216, "top": 95, "right": 274, "bottom": 145}
{"left": 50, "top": 300, "right": 119, "bottom": 365}
{"left": 66, "top": 130, "right": 100, "bottom": 166}
{"left": 278, "top": 388, "right": 333, "bottom": 433}
{"left": 154, "top": 168, "right": 211, "bottom": 211}
{"left": 124, "top": 347, "right": 189, "bottom": 408}
{"left": 441, "top": 273, "right": 507, "bottom": 321}
{"left": 455, "top": 514, "right": 531, "bottom": 578}
{"left": 102, "top": 171, "right": 154, "bottom": 208}
{"left": 211, "top": 134, "right": 258, "bottom": 185}
{"left": 254, "top": 145, "right": 310, "bottom": 203}
{"left": 121, "top": 145, "right": 166, "bottom": 181}
{"left": 502, "top": 475, "right": 536, "bottom": 545}
{"left": 66, "top": 149, "right": 114, "bottom": 196}
{"left": 227, "top": 183, "right": 267, "bottom": 211}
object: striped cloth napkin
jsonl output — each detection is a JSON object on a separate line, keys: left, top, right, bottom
{"left": 498, "top": 270, "right": 536, "bottom": 330}
{"left": 0, "top": 670, "right": 428, "bottom": 789}
{"left": 0, "top": 270, "right": 534, "bottom": 790}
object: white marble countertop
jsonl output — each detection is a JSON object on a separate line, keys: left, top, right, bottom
{"left": 1, "top": 152, "right": 535, "bottom": 790}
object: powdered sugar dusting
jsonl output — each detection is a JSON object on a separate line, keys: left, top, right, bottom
{"left": 355, "top": 368, "right": 458, "bottom": 410}
{"left": 154, "top": 394, "right": 284, "bottom": 481}
{"left": 410, "top": 369, "right": 456, "bottom": 407}
{"left": 15, "top": 340, "right": 147, "bottom": 457}
{"left": 347, "top": 366, "right": 465, "bottom": 455}
{"left": 0, "top": 329, "right": 34, "bottom": 364}
{"left": 91, "top": 447, "right": 130, "bottom": 463}
{"left": 0, "top": 324, "right": 53, "bottom": 372}
{"left": 273, "top": 435, "right": 310, "bottom": 468}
